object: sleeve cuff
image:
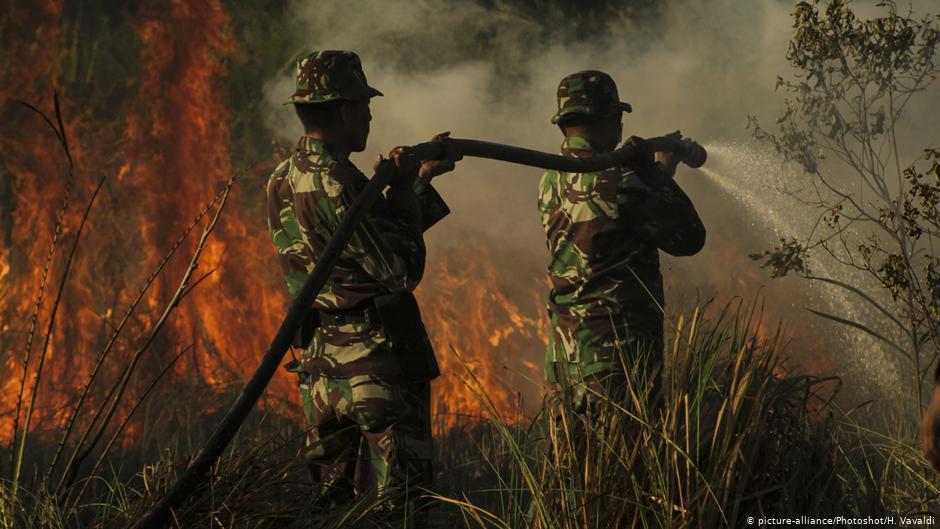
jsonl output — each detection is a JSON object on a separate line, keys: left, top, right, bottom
{"left": 417, "top": 182, "right": 450, "bottom": 231}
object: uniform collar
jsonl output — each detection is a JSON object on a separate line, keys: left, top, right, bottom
{"left": 560, "top": 135, "right": 597, "bottom": 158}
{"left": 296, "top": 136, "right": 339, "bottom": 158}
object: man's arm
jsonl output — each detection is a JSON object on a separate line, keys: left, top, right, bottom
{"left": 921, "top": 368, "right": 940, "bottom": 471}
{"left": 266, "top": 163, "right": 313, "bottom": 296}
{"left": 410, "top": 175, "right": 450, "bottom": 231}
{"left": 617, "top": 162, "right": 706, "bottom": 257}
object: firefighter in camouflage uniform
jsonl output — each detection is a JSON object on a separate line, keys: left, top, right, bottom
{"left": 265, "top": 50, "right": 455, "bottom": 522}
{"left": 538, "top": 70, "right": 706, "bottom": 420}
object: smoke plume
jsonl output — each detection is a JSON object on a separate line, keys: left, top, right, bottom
{"left": 263, "top": 0, "right": 940, "bottom": 405}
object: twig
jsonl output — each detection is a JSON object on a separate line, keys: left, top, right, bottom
{"left": 16, "top": 172, "right": 105, "bottom": 490}
{"left": 10, "top": 93, "right": 76, "bottom": 490}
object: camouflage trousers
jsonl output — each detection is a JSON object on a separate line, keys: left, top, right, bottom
{"left": 550, "top": 361, "right": 663, "bottom": 421}
{"left": 537, "top": 352, "right": 664, "bottom": 528}
{"left": 296, "top": 372, "right": 433, "bottom": 513}
{"left": 548, "top": 331, "right": 664, "bottom": 425}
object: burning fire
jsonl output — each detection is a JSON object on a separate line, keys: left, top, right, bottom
{"left": 418, "top": 242, "right": 546, "bottom": 431}
{"left": 1, "top": 0, "right": 74, "bottom": 442}
{"left": 0, "top": 1, "right": 546, "bottom": 447}
{"left": 0, "top": 0, "right": 290, "bottom": 445}
{"left": 0, "top": 2, "right": 835, "bottom": 455}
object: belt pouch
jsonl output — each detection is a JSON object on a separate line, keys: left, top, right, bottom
{"left": 374, "top": 292, "right": 440, "bottom": 380}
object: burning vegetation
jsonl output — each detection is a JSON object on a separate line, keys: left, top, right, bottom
{"left": 0, "top": 0, "right": 554, "bottom": 458}
{"left": 2, "top": 0, "right": 939, "bottom": 527}
{"left": 0, "top": 1, "right": 852, "bottom": 453}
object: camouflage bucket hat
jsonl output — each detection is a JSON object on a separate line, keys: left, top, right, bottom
{"left": 551, "top": 70, "right": 632, "bottom": 124}
{"left": 286, "top": 50, "right": 383, "bottom": 105}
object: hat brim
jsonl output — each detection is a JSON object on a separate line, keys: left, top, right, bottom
{"left": 284, "top": 86, "right": 384, "bottom": 106}
{"left": 550, "top": 101, "right": 633, "bottom": 124}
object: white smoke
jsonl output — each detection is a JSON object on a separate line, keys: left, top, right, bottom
{"left": 263, "top": 0, "right": 940, "bottom": 407}
{"left": 262, "top": 0, "right": 799, "bottom": 281}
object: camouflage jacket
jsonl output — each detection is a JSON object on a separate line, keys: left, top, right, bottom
{"left": 266, "top": 136, "right": 449, "bottom": 378}
{"left": 538, "top": 135, "right": 705, "bottom": 382}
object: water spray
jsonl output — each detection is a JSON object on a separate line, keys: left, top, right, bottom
{"left": 694, "top": 141, "right": 901, "bottom": 398}
{"left": 132, "top": 132, "right": 707, "bottom": 529}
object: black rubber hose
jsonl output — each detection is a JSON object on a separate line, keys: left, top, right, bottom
{"left": 410, "top": 135, "right": 692, "bottom": 172}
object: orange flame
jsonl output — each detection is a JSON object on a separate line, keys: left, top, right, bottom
{"left": 0, "top": 2, "right": 837, "bottom": 452}
{"left": 418, "top": 241, "right": 547, "bottom": 431}
{"left": 0, "top": 0, "right": 74, "bottom": 442}
{"left": 0, "top": 1, "right": 547, "bottom": 445}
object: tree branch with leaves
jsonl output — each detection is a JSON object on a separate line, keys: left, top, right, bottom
{"left": 749, "top": 0, "right": 940, "bottom": 416}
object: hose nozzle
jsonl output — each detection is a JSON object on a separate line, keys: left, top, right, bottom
{"left": 648, "top": 132, "right": 707, "bottom": 169}
{"left": 676, "top": 137, "right": 707, "bottom": 168}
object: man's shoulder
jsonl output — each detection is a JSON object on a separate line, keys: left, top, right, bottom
{"left": 267, "top": 158, "right": 291, "bottom": 184}
{"left": 273, "top": 149, "right": 365, "bottom": 199}
{"left": 293, "top": 148, "right": 338, "bottom": 176}
{"left": 539, "top": 168, "right": 562, "bottom": 188}
{"left": 541, "top": 166, "right": 623, "bottom": 205}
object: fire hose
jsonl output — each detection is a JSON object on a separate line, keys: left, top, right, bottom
{"left": 131, "top": 134, "right": 706, "bottom": 529}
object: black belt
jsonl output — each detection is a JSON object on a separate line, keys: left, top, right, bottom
{"left": 318, "top": 304, "right": 380, "bottom": 326}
